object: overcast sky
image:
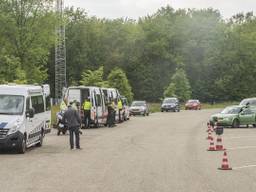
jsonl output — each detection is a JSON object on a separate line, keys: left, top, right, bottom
{"left": 65, "top": 0, "right": 256, "bottom": 19}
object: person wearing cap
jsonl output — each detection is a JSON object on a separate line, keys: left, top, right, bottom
{"left": 63, "top": 102, "right": 82, "bottom": 150}
{"left": 82, "top": 97, "right": 92, "bottom": 128}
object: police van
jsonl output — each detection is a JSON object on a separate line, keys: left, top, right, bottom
{"left": 102, "top": 88, "right": 123, "bottom": 121}
{"left": 0, "top": 84, "right": 51, "bottom": 153}
{"left": 65, "top": 86, "right": 108, "bottom": 128}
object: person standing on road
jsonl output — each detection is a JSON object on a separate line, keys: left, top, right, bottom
{"left": 63, "top": 102, "right": 82, "bottom": 150}
{"left": 107, "top": 100, "right": 116, "bottom": 127}
{"left": 82, "top": 97, "right": 92, "bottom": 128}
{"left": 118, "top": 99, "right": 123, "bottom": 123}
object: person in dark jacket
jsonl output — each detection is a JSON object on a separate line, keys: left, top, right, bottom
{"left": 63, "top": 102, "right": 82, "bottom": 150}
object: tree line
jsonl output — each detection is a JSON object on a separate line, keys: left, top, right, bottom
{"left": 1, "top": 1, "right": 256, "bottom": 102}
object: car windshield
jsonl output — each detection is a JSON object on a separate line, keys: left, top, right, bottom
{"left": 188, "top": 100, "right": 198, "bottom": 103}
{"left": 0, "top": 95, "right": 24, "bottom": 115}
{"left": 131, "top": 102, "right": 145, "bottom": 106}
{"left": 163, "top": 99, "right": 176, "bottom": 104}
{"left": 240, "top": 99, "right": 256, "bottom": 106}
{"left": 221, "top": 107, "right": 241, "bottom": 114}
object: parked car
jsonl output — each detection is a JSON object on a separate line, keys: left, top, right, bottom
{"left": 161, "top": 97, "right": 180, "bottom": 112}
{"left": 130, "top": 101, "right": 149, "bottom": 116}
{"left": 239, "top": 98, "right": 256, "bottom": 106}
{"left": 210, "top": 105, "right": 256, "bottom": 128}
{"left": 185, "top": 100, "right": 201, "bottom": 110}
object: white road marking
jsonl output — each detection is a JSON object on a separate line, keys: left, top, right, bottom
{"left": 225, "top": 136, "right": 256, "bottom": 140}
{"left": 227, "top": 146, "right": 256, "bottom": 150}
{"left": 233, "top": 165, "right": 256, "bottom": 170}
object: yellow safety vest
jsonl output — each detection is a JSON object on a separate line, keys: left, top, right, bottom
{"left": 60, "top": 101, "right": 67, "bottom": 111}
{"left": 118, "top": 100, "right": 123, "bottom": 110}
{"left": 83, "top": 101, "right": 92, "bottom": 110}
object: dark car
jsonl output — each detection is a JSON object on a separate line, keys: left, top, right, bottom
{"left": 161, "top": 97, "right": 180, "bottom": 112}
{"left": 185, "top": 99, "right": 201, "bottom": 110}
{"left": 129, "top": 101, "right": 149, "bottom": 116}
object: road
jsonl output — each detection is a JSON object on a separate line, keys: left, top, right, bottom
{"left": 1, "top": 109, "right": 256, "bottom": 192}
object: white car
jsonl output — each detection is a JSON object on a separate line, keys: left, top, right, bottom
{"left": 130, "top": 101, "right": 149, "bottom": 116}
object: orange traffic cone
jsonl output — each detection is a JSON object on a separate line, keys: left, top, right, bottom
{"left": 206, "top": 122, "right": 212, "bottom": 132}
{"left": 207, "top": 137, "right": 216, "bottom": 151}
{"left": 206, "top": 131, "right": 213, "bottom": 140}
{"left": 213, "top": 122, "right": 218, "bottom": 132}
{"left": 218, "top": 150, "right": 232, "bottom": 170}
{"left": 216, "top": 135, "right": 225, "bottom": 151}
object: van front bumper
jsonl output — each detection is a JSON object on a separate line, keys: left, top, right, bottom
{"left": 0, "top": 131, "right": 23, "bottom": 149}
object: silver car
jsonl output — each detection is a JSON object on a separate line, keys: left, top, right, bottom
{"left": 129, "top": 101, "right": 149, "bottom": 116}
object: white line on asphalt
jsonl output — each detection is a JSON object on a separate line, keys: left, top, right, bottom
{"left": 233, "top": 165, "right": 256, "bottom": 170}
{"left": 227, "top": 146, "right": 256, "bottom": 150}
{"left": 225, "top": 136, "right": 256, "bottom": 140}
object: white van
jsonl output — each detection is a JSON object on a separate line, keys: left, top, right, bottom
{"left": 0, "top": 84, "right": 51, "bottom": 153}
{"left": 65, "top": 86, "right": 108, "bottom": 128}
{"left": 102, "top": 88, "right": 123, "bottom": 121}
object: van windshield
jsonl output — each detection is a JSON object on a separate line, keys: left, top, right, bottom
{"left": 0, "top": 95, "right": 24, "bottom": 115}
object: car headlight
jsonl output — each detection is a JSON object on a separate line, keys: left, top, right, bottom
{"left": 8, "top": 123, "right": 21, "bottom": 135}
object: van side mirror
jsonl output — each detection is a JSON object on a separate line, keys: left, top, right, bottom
{"left": 26, "top": 108, "right": 35, "bottom": 118}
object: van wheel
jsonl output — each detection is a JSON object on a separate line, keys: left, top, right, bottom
{"left": 18, "top": 135, "right": 26, "bottom": 154}
{"left": 36, "top": 131, "right": 44, "bottom": 147}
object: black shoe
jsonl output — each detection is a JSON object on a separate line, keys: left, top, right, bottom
{"left": 70, "top": 147, "right": 74, "bottom": 150}
{"left": 76, "top": 147, "right": 82, "bottom": 150}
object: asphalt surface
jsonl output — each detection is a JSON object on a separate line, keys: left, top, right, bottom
{"left": 1, "top": 109, "right": 256, "bottom": 192}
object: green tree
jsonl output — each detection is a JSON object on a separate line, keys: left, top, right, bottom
{"left": 0, "top": 0, "right": 56, "bottom": 83}
{"left": 107, "top": 68, "right": 133, "bottom": 102}
{"left": 80, "top": 66, "right": 108, "bottom": 87}
{"left": 165, "top": 67, "right": 192, "bottom": 102}
{"left": 164, "top": 83, "right": 176, "bottom": 98}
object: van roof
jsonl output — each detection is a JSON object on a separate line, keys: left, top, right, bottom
{"left": 0, "top": 84, "right": 43, "bottom": 96}
{"left": 68, "top": 86, "right": 99, "bottom": 89}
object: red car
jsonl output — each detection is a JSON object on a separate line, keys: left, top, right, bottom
{"left": 185, "top": 100, "right": 201, "bottom": 110}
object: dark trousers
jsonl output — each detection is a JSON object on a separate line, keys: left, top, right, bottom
{"left": 107, "top": 111, "right": 115, "bottom": 127}
{"left": 118, "top": 109, "right": 122, "bottom": 122}
{"left": 84, "top": 110, "right": 91, "bottom": 128}
{"left": 69, "top": 126, "right": 80, "bottom": 149}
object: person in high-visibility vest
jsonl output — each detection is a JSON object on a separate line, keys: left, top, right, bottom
{"left": 82, "top": 97, "right": 92, "bottom": 128}
{"left": 60, "top": 98, "right": 68, "bottom": 111}
{"left": 118, "top": 99, "right": 123, "bottom": 123}
{"left": 107, "top": 99, "right": 116, "bottom": 127}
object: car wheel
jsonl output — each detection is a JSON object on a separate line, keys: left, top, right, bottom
{"left": 36, "top": 131, "right": 44, "bottom": 147}
{"left": 18, "top": 135, "right": 26, "bottom": 154}
{"left": 161, "top": 109, "right": 164, "bottom": 112}
{"left": 232, "top": 119, "right": 240, "bottom": 128}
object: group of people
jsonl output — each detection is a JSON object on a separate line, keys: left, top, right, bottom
{"left": 59, "top": 97, "right": 124, "bottom": 149}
